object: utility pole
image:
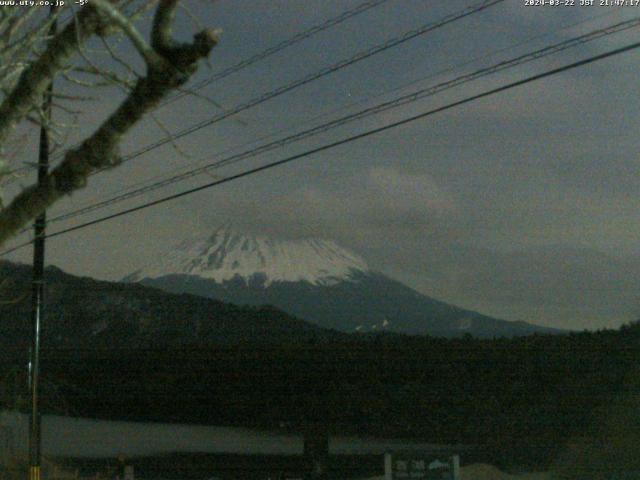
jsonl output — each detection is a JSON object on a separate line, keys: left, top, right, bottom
{"left": 28, "top": 7, "right": 56, "bottom": 480}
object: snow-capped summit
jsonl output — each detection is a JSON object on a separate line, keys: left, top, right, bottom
{"left": 124, "top": 226, "right": 561, "bottom": 338}
{"left": 127, "top": 227, "right": 369, "bottom": 287}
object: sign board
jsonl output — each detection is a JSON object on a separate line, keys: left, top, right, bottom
{"left": 384, "top": 452, "right": 459, "bottom": 480}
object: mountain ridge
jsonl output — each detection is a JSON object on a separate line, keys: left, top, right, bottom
{"left": 126, "top": 229, "right": 562, "bottom": 338}
{"left": 0, "top": 260, "right": 343, "bottom": 350}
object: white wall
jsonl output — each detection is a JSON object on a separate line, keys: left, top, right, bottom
{"left": 0, "top": 411, "right": 457, "bottom": 459}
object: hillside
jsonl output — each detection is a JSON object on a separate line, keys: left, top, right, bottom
{"left": 0, "top": 260, "right": 341, "bottom": 350}
{"left": 126, "top": 228, "right": 560, "bottom": 338}
{"left": 1, "top": 323, "right": 636, "bottom": 473}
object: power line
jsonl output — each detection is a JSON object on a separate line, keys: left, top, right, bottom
{"left": 44, "top": 16, "right": 640, "bottom": 226}
{"left": 85, "top": 0, "right": 505, "bottom": 174}
{"left": 0, "top": 0, "right": 391, "bottom": 183}
{"left": 2, "top": 37, "right": 638, "bottom": 257}
{"left": 64, "top": 7, "right": 619, "bottom": 210}
{"left": 162, "top": 0, "right": 392, "bottom": 106}
{"left": 1, "top": 4, "right": 618, "bottom": 186}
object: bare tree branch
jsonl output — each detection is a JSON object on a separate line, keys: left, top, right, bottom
{"left": 91, "top": 0, "right": 164, "bottom": 68}
{"left": 0, "top": 1, "right": 220, "bottom": 246}
{"left": 0, "top": 6, "right": 112, "bottom": 149}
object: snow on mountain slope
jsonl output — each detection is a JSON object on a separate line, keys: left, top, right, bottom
{"left": 127, "top": 227, "right": 369, "bottom": 287}
{"left": 124, "top": 228, "right": 563, "bottom": 337}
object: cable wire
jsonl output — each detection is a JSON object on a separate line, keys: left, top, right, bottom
{"left": 162, "top": 0, "right": 392, "bottom": 106}
{"left": 80, "top": 0, "right": 506, "bottom": 175}
{"left": 2, "top": 37, "right": 638, "bottom": 257}
{"left": 44, "top": 16, "right": 640, "bottom": 226}
{"left": 64, "top": 6, "right": 619, "bottom": 208}
{"left": 0, "top": 0, "right": 391, "bottom": 183}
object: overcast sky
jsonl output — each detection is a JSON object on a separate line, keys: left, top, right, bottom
{"left": 4, "top": 0, "right": 640, "bottom": 331}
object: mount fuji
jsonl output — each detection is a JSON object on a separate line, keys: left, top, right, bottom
{"left": 124, "top": 228, "right": 560, "bottom": 338}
